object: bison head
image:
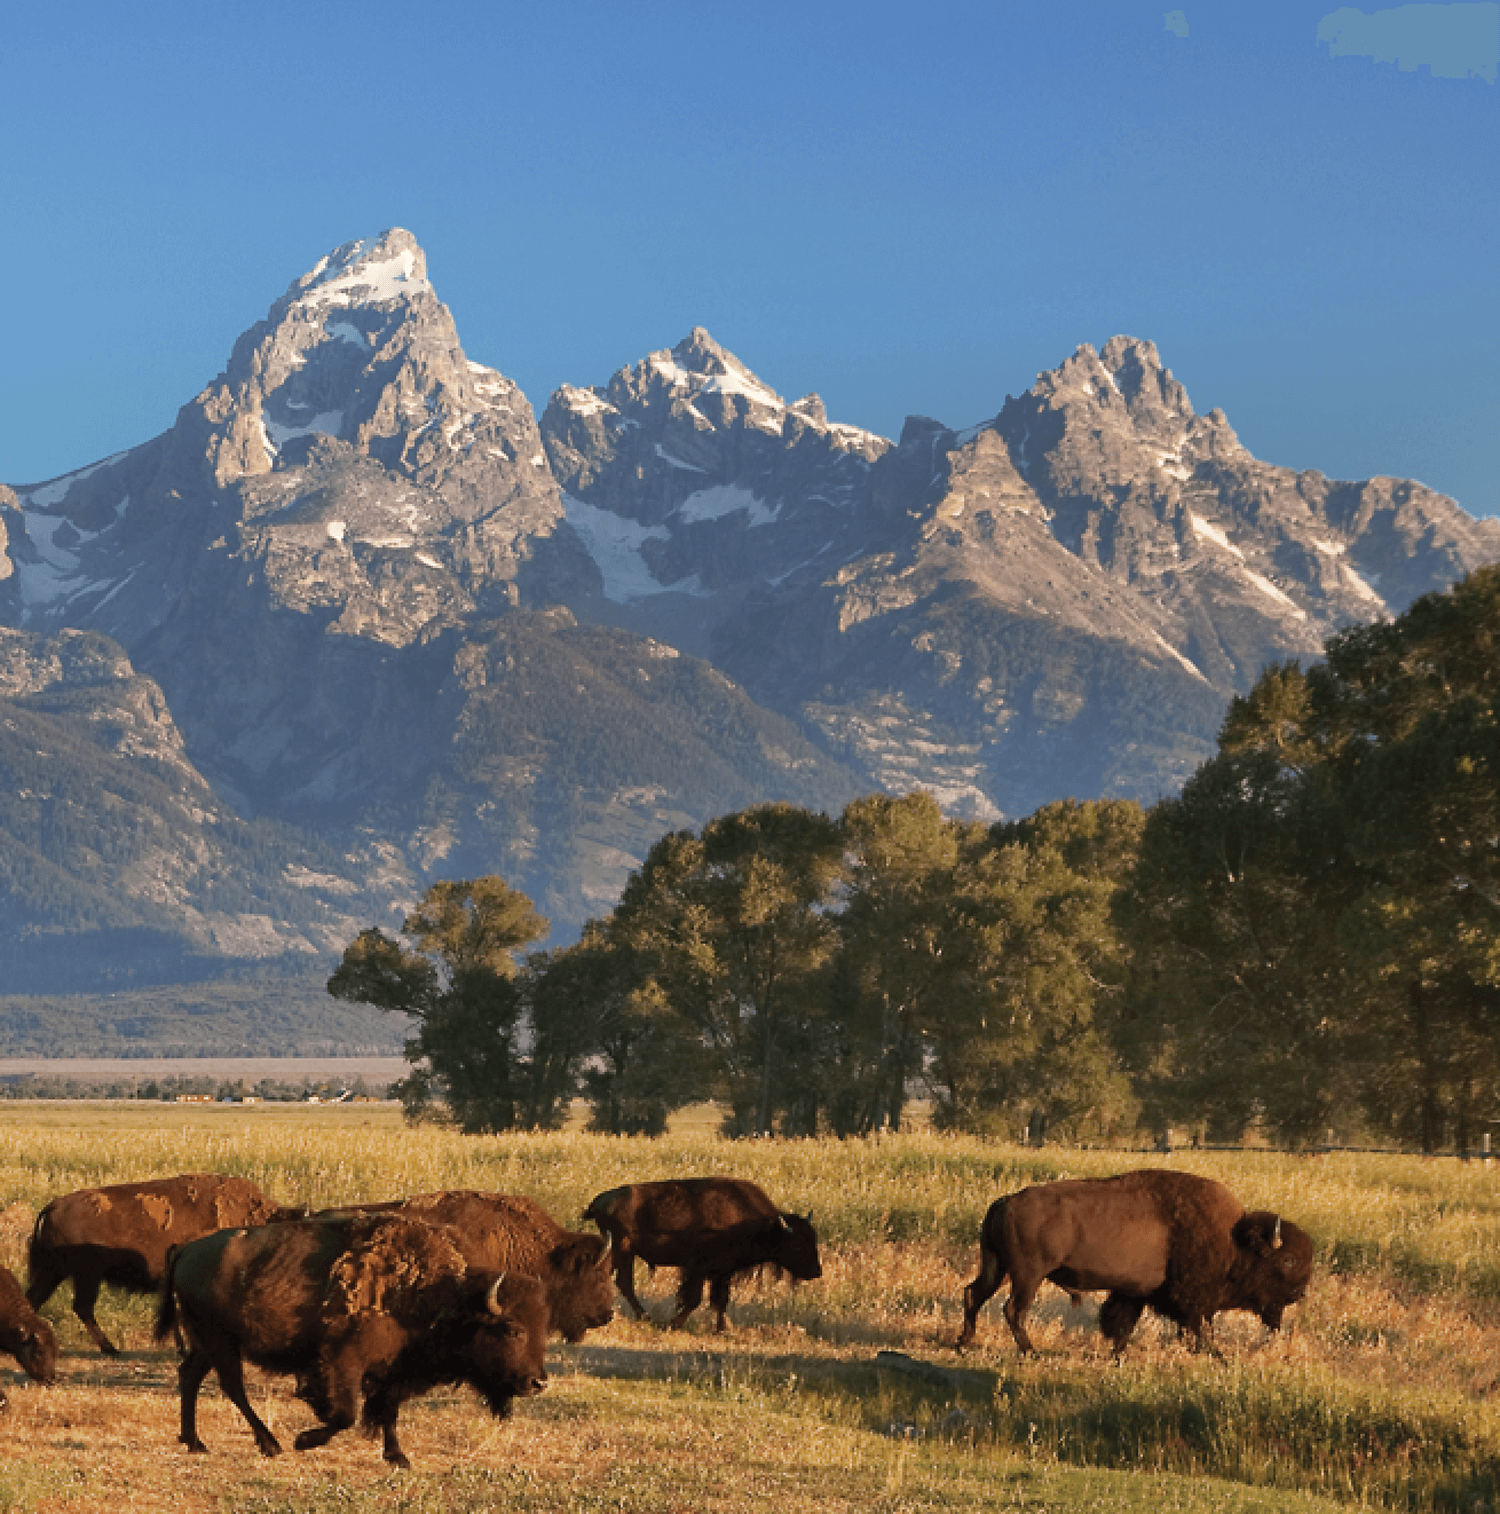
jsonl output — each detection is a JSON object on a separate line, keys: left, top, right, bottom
{"left": 772, "top": 1212, "right": 822, "bottom": 1283}
{"left": 546, "top": 1234, "right": 615, "bottom": 1343}
{"left": 457, "top": 1273, "right": 550, "bottom": 1418}
{"left": 1232, "top": 1211, "right": 1314, "bottom": 1329}
{"left": 12, "top": 1315, "right": 59, "bottom": 1386}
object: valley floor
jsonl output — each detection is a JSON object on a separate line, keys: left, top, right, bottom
{"left": 0, "top": 1106, "right": 1495, "bottom": 1512}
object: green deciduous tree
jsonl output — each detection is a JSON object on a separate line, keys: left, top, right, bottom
{"left": 608, "top": 804, "right": 844, "bottom": 1136}
{"left": 829, "top": 792, "right": 960, "bottom": 1133}
{"left": 1125, "top": 567, "right": 1500, "bottom": 1151}
{"left": 930, "top": 799, "right": 1144, "bottom": 1142}
{"left": 328, "top": 877, "right": 548, "bottom": 1132}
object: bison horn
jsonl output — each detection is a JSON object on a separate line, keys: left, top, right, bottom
{"left": 486, "top": 1274, "right": 508, "bottom": 1314}
{"left": 1272, "top": 1217, "right": 1282, "bottom": 1249}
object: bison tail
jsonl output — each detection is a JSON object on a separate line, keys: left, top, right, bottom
{"left": 153, "top": 1244, "right": 182, "bottom": 1346}
{"left": 26, "top": 1205, "right": 49, "bottom": 1272}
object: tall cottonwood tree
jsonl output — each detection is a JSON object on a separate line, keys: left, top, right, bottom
{"left": 930, "top": 799, "right": 1144, "bottom": 1141}
{"left": 1126, "top": 567, "right": 1500, "bottom": 1150}
{"left": 830, "top": 792, "right": 961, "bottom": 1133}
{"left": 327, "top": 877, "right": 549, "bottom": 1132}
{"left": 608, "top": 803, "right": 845, "bottom": 1136}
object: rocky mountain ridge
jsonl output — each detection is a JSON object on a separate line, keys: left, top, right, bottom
{"left": 4, "top": 228, "right": 1495, "bottom": 988}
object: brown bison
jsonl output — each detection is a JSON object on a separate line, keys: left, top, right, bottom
{"left": 584, "top": 1178, "right": 821, "bottom": 1332}
{"left": 28, "top": 1173, "right": 304, "bottom": 1355}
{"left": 0, "top": 1265, "right": 58, "bottom": 1409}
{"left": 956, "top": 1169, "right": 1313, "bottom": 1355}
{"left": 320, "top": 1190, "right": 613, "bottom": 1343}
{"left": 155, "top": 1212, "right": 549, "bottom": 1468}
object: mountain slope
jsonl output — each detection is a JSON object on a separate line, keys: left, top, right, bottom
{"left": 544, "top": 331, "right": 1500, "bottom": 816}
{"left": 0, "top": 627, "right": 415, "bottom": 991}
{"left": 3, "top": 229, "right": 1496, "bottom": 995}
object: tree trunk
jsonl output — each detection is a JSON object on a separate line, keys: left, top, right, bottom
{"left": 1410, "top": 979, "right": 1444, "bottom": 1154}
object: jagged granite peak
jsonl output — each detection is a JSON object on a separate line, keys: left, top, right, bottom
{"left": 668, "top": 336, "right": 1499, "bottom": 820}
{"left": 7, "top": 228, "right": 572, "bottom": 655}
{"left": 4, "top": 243, "right": 1498, "bottom": 994}
{"left": 540, "top": 329, "right": 892, "bottom": 655}
{"left": 846, "top": 337, "right": 1499, "bottom": 699}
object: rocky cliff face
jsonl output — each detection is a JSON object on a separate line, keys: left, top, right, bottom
{"left": 0, "top": 627, "right": 414, "bottom": 989}
{"left": 4, "top": 230, "right": 1496, "bottom": 985}
{"left": 543, "top": 329, "right": 1500, "bottom": 819}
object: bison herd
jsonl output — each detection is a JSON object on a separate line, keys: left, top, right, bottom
{"left": 0, "top": 1166, "right": 1313, "bottom": 1466}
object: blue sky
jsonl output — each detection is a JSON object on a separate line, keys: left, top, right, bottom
{"left": 4, "top": 2, "right": 1496, "bottom": 515}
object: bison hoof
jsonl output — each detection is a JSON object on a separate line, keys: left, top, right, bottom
{"left": 182, "top": 1437, "right": 209, "bottom": 1454}
{"left": 384, "top": 1449, "right": 412, "bottom": 1470}
{"left": 255, "top": 1434, "right": 283, "bottom": 1458}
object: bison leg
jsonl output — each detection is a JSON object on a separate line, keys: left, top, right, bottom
{"left": 611, "top": 1249, "right": 648, "bottom": 1320}
{"left": 708, "top": 1274, "right": 733, "bottom": 1333}
{"left": 1099, "top": 1293, "right": 1146, "bottom": 1357}
{"left": 1001, "top": 1277, "right": 1042, "bottom": 1356}
{"left": 668, "top": 1271, "right": 705, "bottom": 1330}
{"left": 24, "top": 1261, "right": 63, "bottom": 1316}
{"left": 361, "top": 1394, "right": 413, "bottom": 1468}
{"left": 207, "top": 1347, "right": 282, "bottom": 1457}
{"left": 176, "top": 1348, "right": 214, "bottom": 1453}
{"left": 69, "top": 1274, "right": 121, "bottom": 1357}
{"left": 380, "top": 1421, "right": 412, "bottom": 1470}
{"left": 956, "top": 1243, "right": 1007, "bottom": 1350}
{"left": 292, "top": 1355, "right": 362, "bottom": 1457}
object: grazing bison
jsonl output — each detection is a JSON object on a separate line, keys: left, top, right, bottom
{"left": 322, "top": 1191, "right": 613, "bottom": 1343}
{"left": 956, "top": 1169, "right": 1313, "bottom": 1356}
{"left": 156, "top": 1212, "right": 549, "bottom": 1468}
{"left": 0, "top": 1265, "right": 58, "bottom": 1409}
{"left": 584, "top": 1178, "right": 821, "bottom": 1332}
{"left": 28, "top": 1173, "right": 304, "bottom": 1355}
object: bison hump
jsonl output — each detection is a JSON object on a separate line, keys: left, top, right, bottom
{"left": 325, "top": 1218, "right": 468, "bottom": 1320}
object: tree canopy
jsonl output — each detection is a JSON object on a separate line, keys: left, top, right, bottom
{"left": 326, "top": 569, "right": 1499, "bottom": 1151}
{"left": 1125, "top": 566, "right": 1500, "bottom": 1150}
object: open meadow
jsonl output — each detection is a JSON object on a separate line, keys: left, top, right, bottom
{"left": 0, "top": 1102, "right": 1496, "bottom": 1513}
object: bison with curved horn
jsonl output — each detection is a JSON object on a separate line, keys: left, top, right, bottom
{"left": 156, "top": 1212, "right": 549, "bottom": 1467}
{"left": 318, "top": 1190, "right": 613, "bottom": 1342}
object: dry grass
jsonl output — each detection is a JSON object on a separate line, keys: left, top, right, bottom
{"left": 1, "top": 1103, "right": 1498, "bottom": 1511}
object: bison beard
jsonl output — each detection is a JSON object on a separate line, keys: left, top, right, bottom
{"left": 584, "top": 1178, "right": 821, "bottom": 1332}
{"left": 156, "top": 1214, "right": 549, "bottom": 1468}
{"left": 955, "top": 1169, "right": 1313, "bottom": 1356}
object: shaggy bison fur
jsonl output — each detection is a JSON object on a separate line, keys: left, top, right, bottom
{"left": 322, "top": 1190, "right": 613, "bottom": 1342}
{"left": 28, "top": 1173, "right": 304, "bottom": 1355}
{"left": 155, "top": 1212, "right": 549, "bottom": 1468}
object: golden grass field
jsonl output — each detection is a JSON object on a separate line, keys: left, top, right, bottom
{"left": 0, "top": 1100, "right": 1496, "bottom": 1512}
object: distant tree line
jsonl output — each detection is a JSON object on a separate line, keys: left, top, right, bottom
{"left": 329, "top": 567, "right": 1500, "bottom": 1153}
{"left": 0, "top": 1073, "right": 390, "bottom": 1102}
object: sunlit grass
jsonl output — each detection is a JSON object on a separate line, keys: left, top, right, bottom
{"left": 1, "top": 1102, "right": 1498, "bottom": 1509}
